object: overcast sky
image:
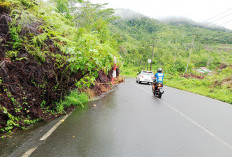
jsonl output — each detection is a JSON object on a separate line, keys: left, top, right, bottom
{"left": 90, "top": 0, "right": 232, "bottom": 29}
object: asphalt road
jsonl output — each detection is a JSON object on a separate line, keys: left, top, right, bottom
{"left": 2, "top": 78, "right": 232, "bottom": 157}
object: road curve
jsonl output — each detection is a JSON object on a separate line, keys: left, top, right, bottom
{"left": 5, "top": 78, "right": 232, "bottom": 157}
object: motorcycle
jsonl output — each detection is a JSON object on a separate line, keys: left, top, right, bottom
{"left": 152, "top": 82, "right": 164, "bottom": 98}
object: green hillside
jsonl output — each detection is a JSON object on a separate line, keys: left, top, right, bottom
{"left": 111, "top": 16, "right": 232, "bottom": 103}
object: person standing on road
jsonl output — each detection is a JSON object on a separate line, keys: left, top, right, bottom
{"left": 152, "top": 68, "right": 164, "bottom": 91}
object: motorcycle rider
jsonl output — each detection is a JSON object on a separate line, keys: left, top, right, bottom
{"left": 152, "top": 68, "right": 164, "bottom": 91}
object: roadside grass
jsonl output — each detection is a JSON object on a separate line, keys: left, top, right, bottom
{"left": 120, "top": 66, "right": 139, "bottom": 78}
{"left": 165, "top": 74, "right": 232, "bottom": 104}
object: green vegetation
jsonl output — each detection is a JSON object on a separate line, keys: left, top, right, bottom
{"left": 165, "top": 67, "right": 232, "bottom": 103}
{"left": 56, "top": 90, "right": 89, "bottom": 113}
{"left": 111, "top": 16, "right": 232, "bottom": 103}
{"left": 0, "top": 0, "right": 121, "bottom": 134}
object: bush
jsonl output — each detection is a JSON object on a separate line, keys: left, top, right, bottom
{"left": 56, "top": 90, "right": 89, "bottom": 113}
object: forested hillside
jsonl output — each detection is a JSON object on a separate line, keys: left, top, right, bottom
{"left": 0, "top": 0, "right": 122, "bottom": 134}
{"left": 111, "top": 15, "right": 232, "bottom": 103}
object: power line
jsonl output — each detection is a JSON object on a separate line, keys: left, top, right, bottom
{"left": 202, "top": 8, "right": 232, "bottom": 29}
{"left": 218, "top": 18, "right": 232, "bottom": 26}
{"left": 204, "top": 8, "right": 232, "bottom": 22}
{"left": 206, "top": 12, "right": 232, "bottom": 24}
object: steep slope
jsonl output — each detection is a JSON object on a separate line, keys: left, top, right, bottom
{"left": 0, "top": 0, "right": 121, "bottom": 134}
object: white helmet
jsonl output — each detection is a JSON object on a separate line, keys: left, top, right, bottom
{"left": 157, "top": 68, "right": 162, "bottom": 73}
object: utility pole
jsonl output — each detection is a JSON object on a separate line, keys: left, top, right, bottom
{"left": 185, "top": 36, "right": 196, "bottom": 74}
{"left": 150, "top": 41, "right": 155, "bottom": 71}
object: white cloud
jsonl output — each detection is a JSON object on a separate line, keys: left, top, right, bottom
{"left": 90, "top": 0, "right": 232, "bottom": 29}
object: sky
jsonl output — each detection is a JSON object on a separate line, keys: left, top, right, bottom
{"left": 90, "top": 0, "right": 232, "bottom": 30}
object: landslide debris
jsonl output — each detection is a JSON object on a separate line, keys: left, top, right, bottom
{"left": 0, "top": 0, "right": 122, "bottom": 134}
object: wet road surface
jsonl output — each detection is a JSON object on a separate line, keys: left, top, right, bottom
{"left": 2, "top": 78, "right": 232, "bottom": 157}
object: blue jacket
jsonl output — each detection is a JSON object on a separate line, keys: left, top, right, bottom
{"left": 155, "top": 73, "right": 164, "bottom": 83}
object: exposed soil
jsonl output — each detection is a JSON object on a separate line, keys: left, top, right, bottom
{"left": 87, "top": 69, "right": 123, "bottom": 98}
{"left": 182, "top": 73, "right": 205, "bottom": 79}
{"left": 217, "top": 63, "right": 228, "bottom": 70}
{"left": 212, "top": 77, "right": 232, "bottom": 89}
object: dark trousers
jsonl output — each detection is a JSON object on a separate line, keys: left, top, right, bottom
{"left": 152, "top": 81, "right": 158, "bottom": 91}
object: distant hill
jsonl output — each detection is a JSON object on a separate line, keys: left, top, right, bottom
{"left": 160, "top": 17, "right": 231, "bottom": 32}
{"left": 110, "top": 14, "right": 232, "bottom": 69}
{"left": 111, "top": 15, "right": 232, "bottom": 45}
{"left": 114, "top": 8, "right": 231, "bottom": 32}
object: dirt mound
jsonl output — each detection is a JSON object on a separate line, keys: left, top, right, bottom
{"left": 85, "top": 69, "right": 123, "bottom": 98}
{"left": 217, "top": 63, "right": 228, "bottom": 70}
{"left": 221, "top": 77, "right": 232, "bottom": 89}
{"left": 182, "top": 73, "right": 205, "bottom": 79}
{"left": 0, "top": 51, "right": 87, "bottom": 129}
{"left": 90, "top": 69, "right": 114, "bottom": 97}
